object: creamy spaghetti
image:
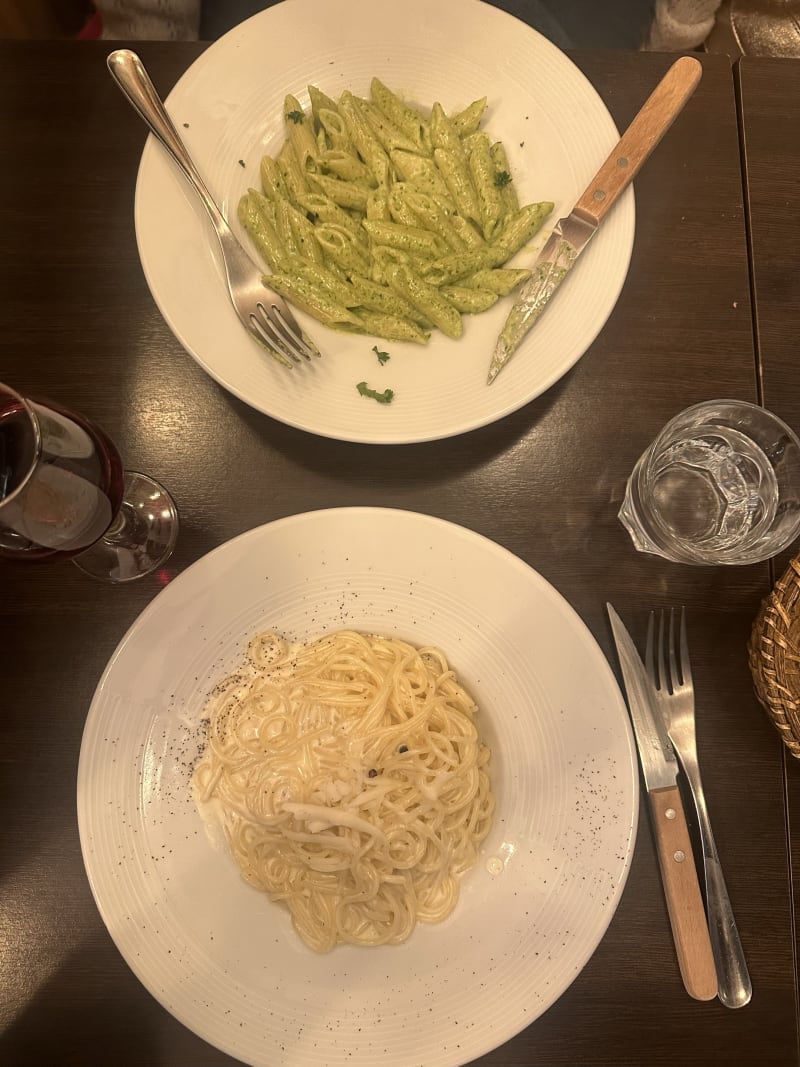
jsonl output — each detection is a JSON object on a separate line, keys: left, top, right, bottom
{"left": 192, "top": 630, "right": 494, "bottom": 952}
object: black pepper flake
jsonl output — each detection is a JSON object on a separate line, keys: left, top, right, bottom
{"left": 398, "top": 745, "right": 408, "bottom": 753}
{"left": 368, "top": 768, "right": 378, "bottom": 778}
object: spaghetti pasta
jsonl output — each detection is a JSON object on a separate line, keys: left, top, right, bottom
{"left": 192, "top": 630, "right": 494, "bottom": 953}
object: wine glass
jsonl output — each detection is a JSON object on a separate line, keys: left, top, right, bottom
{"left": 0, "top": 382, "right": 178, "bottom": 583}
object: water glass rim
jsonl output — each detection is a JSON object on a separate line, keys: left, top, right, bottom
{"left": 657, "top": 397, "right": 800, "bottom": 435}
{"left": 0, "top": 381, "right": 42, "bottom": 509}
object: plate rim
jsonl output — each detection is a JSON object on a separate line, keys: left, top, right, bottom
{"left": 77, "top": 506, "right": 639, "bottom": 1067}
{"left": 132, "top": 0, "right": 636, "bottom": 445}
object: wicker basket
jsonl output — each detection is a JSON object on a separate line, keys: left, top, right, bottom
{"left": 749, "top": 555, "right": 800, "bottom": 758}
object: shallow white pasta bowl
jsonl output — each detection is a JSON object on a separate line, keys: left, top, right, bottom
{"left": 133, "top": 0, "right": 635, "bottom": 443}
{"left": 78, "top": 507, "right": 638, "bottom": 1067}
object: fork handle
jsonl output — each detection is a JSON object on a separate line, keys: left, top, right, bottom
{"left": 649, "top": 785, "right": 718, "bottom": 1000}
{"left": 107, "top": 49, "right": 229, "bottom": 237}
{"left": 681, "top": 760, "right": 753, "bottom": 1008}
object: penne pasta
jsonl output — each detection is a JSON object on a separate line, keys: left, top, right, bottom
{"left": 389, "top": 150, "right": 453, "bottom": 205}
{"left": 263, "top": 272, "right": 363, "bottom": 330}
{"left": 318, "top": 107, "right": 352, "bottom": 152}
{"left": 260, "top": 155, "right": 290, "bottom": 203}
{"left": 465, "top": 267, "right": 532, "bottom": 295}
{"left": 422, "top": 247, "right": 501, "bottom": 287}
{"left": 439, "top": 285, "right": 498, "bottom": 313}
{"left": 307, "top": 171, "right": 372, "bottom": 211}
{"left": 433, "top": 147, "right": 482, "bottom": 225}
{"left": 348, "top": 271, "right": 433, "bottom": 327}
{"left": 451, "top": 96, "right": 487, "bottom": 137}
{"left": 316, "top": 148, "right": 375, "bottom": 185}
{"left": 369, "top": 77, "right": 427, "bottom": 150}
{"left": 308, "top": 84, "right": 339, "bottom": 126}
{"left": 387, "top": 184, "right": 420, "bottom": 228}
{"left": 491, "top": 201, "right": 554, "bottom": 260}
{"left": 404, "top": 189, "right": 467, "bottom": 252}
{"left": 384, "top": 262, "right": 463, "bottom": 339}
{"left": 366, "top": 188, "right": 391, "bottom": 221}
{"left": 344, "top": 307, "right": 431, "bottom": 344}
{"left": 339, "top": 91, "right": 392, "bottom": 188}
{"left": 449, "top": 213, "right": 486, "bottom": 249}
{"left": 363, "top": 219, "right": 447, "bottom": 258}
{"left": 296, "top": 192, "right": 367, "bottom": 245}
{"left": 357, "top": 98, "right": 422, "bottom": 155}
{"left": 429, "top": 102, "right": 464, "bottom": 157}
{"left": 283, "top": 94, "right": 318, "bottom": 172}
{"left": 239, "top": 78, "right": 553, "bottom": 351}
{"left": 290, "top": 258, "right": 361, "bottom": 307}
{"left": 286, "top": 203, "right": 324, "bottom": 265}
{"left": 237, "top": 191, "right": 291, "bottom": 271}
{"left": 315, "top": 223, "right": 371, "bottom": 277}
{"left": 467, "top": 132, "right": 506, "bottom": 240}
{"left": 489, "top": 140, "right": 520, "bottom": 215}
{"left": 277, "top": 141, "right": 310, "bottom": 203}
{"left": 273, "top": 195, "right": 301, "bottom": 258}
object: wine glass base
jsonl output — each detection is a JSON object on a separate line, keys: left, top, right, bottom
{"left": 73, "top": 471, "right": 179, "bottom": 583}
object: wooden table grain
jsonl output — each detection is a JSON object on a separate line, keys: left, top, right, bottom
{"left": 0, "top": 40, "right": 795, "bottom": 1066}
{"left": 738, "top": 55, "right": 800, "bottom": 1052}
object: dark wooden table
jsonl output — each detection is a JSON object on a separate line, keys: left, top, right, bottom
{"left": 1, "top": 40, "right": 795, "bottom": 1067}
{"left": 738, "top": 53, "right": 800, "bottom": 1059}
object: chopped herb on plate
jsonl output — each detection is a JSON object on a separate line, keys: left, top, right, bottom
{"left": 494, "top": 170, "right": 512, "bottom": 189}
{"left": 357, "top": 381, "right": 394, "bottom": 404}
{"left": 287, "top": 110, "right": 304, "bottom": 124}
{"left": 372, "top": 345, "right": 390, "bottom": 365}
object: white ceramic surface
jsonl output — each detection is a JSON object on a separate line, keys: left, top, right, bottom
{"left": 78, "top": 507, "right": 638, "bottom": 1067}
{"left": 134, "top": 0, "right": 635, "bottom": 443}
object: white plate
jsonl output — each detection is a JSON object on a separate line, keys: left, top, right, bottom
{"left": 134, "top": 0, "right": 635, "bottom": 444}
{"left": 78, "top": 508, "right": 638, "bottom": 1067}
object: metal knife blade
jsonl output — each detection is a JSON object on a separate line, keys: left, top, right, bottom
{"left": 607, "top": 604, "right": 678, "bottom": 791}
{"left": 487, "top": 55, "right": 702, "bottom": 385}
{"left": 606, "top": 602, "right": 717, "bottom": 1002}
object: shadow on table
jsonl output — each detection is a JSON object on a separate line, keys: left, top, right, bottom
{"left": 216, "top": 369, "right": 572, "bottom": 487}
{"left": 1, "top": 937, "right": 238, "bottom": 1067}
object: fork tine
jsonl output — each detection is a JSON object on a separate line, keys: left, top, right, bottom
{"left": 678, "top": 606, "right": 692, "bottom": 689}
{"left": 657, "top": 609, "right": 668, "bottom": 695}
{"left": 258, "top": 299, "right": 314, "bottom": 362}
{"left": 258, "top": 283, "right": 320, "bottom": 360}
{"left": 254, "top": 303, "right": 303, "bottom": 363}
{"left": 645, "top": 611, "right": 658, "bottom": 689}
{"left": 247, "top": 314, "right": 296, "bottom": 368}
{"left": 667, "top": 607, "right": 680, "bottom": 693}
{"left": 270, "top": 303, "right": 321, "bottom": 360}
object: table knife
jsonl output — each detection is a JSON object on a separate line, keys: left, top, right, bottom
{"left": 487, "top": 55, "right": 703, "bottom": 384}
{"left": 607, "top": 603, "right": 717, "bottom": 1001}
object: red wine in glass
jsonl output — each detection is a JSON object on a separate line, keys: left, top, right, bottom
{"left": 0, "top": 382, "right": 178, "bottom": 582}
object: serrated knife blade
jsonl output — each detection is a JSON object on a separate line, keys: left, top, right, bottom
{"left": 488, "top": 55, "right": 702, "bottom": 384}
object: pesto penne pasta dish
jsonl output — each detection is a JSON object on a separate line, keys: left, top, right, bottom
{"left": 238, "top": 78, "right": 553, "bottom": 346}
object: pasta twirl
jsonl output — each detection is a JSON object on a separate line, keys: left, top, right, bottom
{"left": 239, "top": 78, "right": 554, "bottom": 346}
{"left": 192, "top": 631, "right": 494, "bottom": 952}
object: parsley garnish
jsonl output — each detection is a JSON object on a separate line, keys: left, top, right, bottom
{"left": 494, "top": 170, "right": 512, "bottom": 189}
{"left": 238, "top": 159, "right": 246, "bottom": 168}
{"left": 357, "top": 381, "right": 394, "bottom": 404}
{"left": 372, "top": 345, "right": 390, "bottom": 364}
{"left": 287, "top": 110, "right": 304, "bottom": 124}
{"left": 183, "top": 122, "right": 190, "bottom": 128}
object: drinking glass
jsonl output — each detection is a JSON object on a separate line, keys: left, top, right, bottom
{"left": 618, "top": 399, "right": 800, "bottom": 565}
{"left": 0, "top": 382, "right": 178, "bottom": 582}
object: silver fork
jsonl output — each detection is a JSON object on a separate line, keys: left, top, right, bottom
{"left": 107, "top": 49, "right": 319, "bottom": 369}
{"left": 646, "top": 607, "right": 752, "bottom": 1009}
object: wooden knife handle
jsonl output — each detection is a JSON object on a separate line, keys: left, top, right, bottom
{"left": 574, "top": 55, "right": 702, "bottom": 225}
{"left": 649, "top": 784, "right": 718, "bottom": 1001}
